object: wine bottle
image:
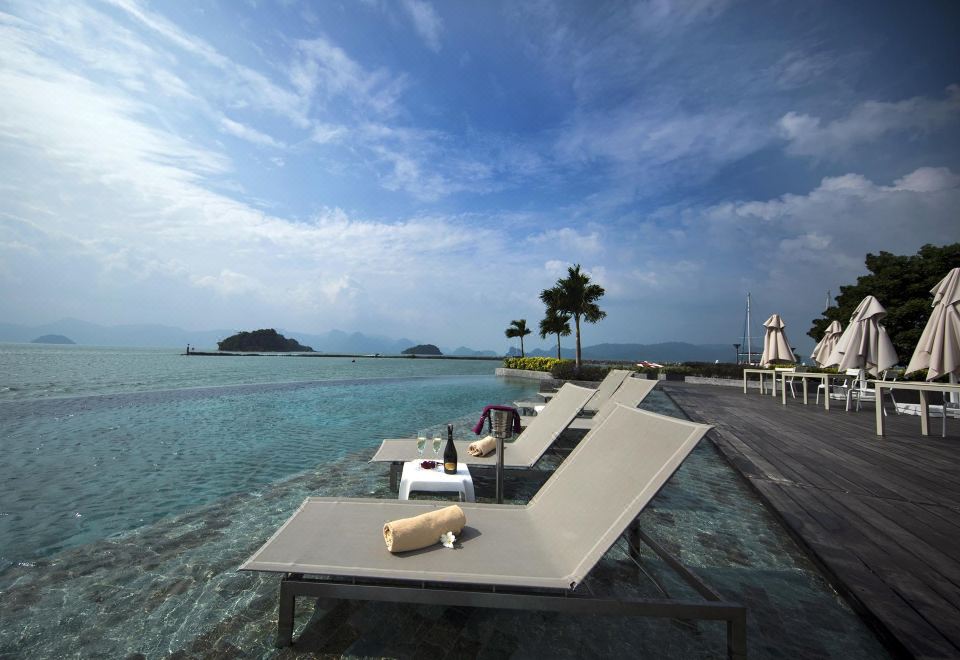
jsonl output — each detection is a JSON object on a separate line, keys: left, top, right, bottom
{"left": 443, "top": 423, "right": 457, "bottom": 474}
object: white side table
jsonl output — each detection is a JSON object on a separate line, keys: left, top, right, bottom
{"left": 398, "top": 461, "right": 475, "bottom": 502}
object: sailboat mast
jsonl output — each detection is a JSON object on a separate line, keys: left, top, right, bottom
{"left": 746, "top": 292, "right": 752, "bottom": 365}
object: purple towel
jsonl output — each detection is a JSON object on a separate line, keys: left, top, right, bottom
{"left": 472, "top": 405, "right": 522, "bottom": 435}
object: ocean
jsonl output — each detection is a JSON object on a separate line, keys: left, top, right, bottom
{"left": 0, "top": 344, "right": 888, "bottom": 658}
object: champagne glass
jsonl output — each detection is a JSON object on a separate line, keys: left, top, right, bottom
{"left": 416, "top": 430, "right": 427, "bottom": 463}
{"left": 432, "top": 432, "right": 442, "bottom": 461}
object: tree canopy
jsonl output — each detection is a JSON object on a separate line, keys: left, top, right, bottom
{"left": 541, "top": 264, "right": 606, "bottom": 372}
{"left": 402, "top": 344, "right": 442, "bottom": 355}
{"left": 217, "top": 329, "right": 313, "bottom": 352}
{"left": 809, "top": 243, "right": 960, "bottom": 359}
{"left": 539, "top": 309, "right": 571, "bottom": 360}
{"left": 504, "top": 319, "right": 532, "bottom": 357}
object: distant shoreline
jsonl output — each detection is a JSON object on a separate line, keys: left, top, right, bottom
{"left": 184, "top": 351, "right": 503, "bottom": 361}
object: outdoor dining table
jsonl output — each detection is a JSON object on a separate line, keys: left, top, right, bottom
{"left": 742, "top": 368, "right": 779, "bottom": 397}
{"left": 872, "top": 380, "right": 960, "bottom": 436}
{"left": 779, "top": 371, "right": 860, "bottom": 410}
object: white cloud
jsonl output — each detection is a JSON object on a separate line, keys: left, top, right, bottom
{"left": 528, "top": 228, "right": 602, "bottom": 254}
{"left": 401, "top": 0, "right": 443, "bottom": 52}
{"left": 192, "top": 269, "right": 267, "bottom": 297}
{"left": 779, "top": 85, "right": 960, "bottom": 157}
{"left": 891, "top": 166, "right": 960, "bottom": 193}
{"left": 219, "top": 117, "right": 285, "bottom": 148}
{"left": 292, "top": 37, "right": 407, "bottom": 119}
{"left": 106, "top": 0, "right": 309, "bottom": 127}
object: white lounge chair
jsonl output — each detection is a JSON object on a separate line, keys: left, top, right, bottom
{"left": 241, "top": 404, "right": 746, "bottom": 657}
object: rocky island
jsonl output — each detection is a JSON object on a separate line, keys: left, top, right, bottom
{"left": 401, "top": 344, "right": 442, "bottom": 356}
{"left": 32, "top": 334, "right": 75, "bottom": 345}
{"left": 216, "top": 329, "right": 313, "bottom": 352}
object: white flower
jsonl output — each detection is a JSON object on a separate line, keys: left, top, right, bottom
{"left": 439, "top": 531, "right": 456, "bottom": 548}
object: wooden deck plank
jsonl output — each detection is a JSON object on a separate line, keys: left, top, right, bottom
{"left": 664, "top": 382, "right": 960, "bottom": 660}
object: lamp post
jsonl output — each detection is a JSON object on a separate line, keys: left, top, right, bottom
{"left": 733, "top": 343, "right": 741, "bottom": 365}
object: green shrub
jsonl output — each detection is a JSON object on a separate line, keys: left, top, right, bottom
{"left": 549, "top": 360, "right": 612, "bottom": 381}
{"left": 502, "top": 356, "right": 560, "bottom": 372}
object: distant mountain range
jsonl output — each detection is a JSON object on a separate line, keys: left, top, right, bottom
{"left": 512, "top": 342, "right": 737, "bottom": 363}
{"left": 0, "top": 319, "right": 736, "bottom": 362}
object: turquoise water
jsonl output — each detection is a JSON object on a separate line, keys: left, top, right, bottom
{"left": 0, "top": 345, "right": 889, "bottom": 658}
{"left": 0, "top": 345, "right": 533, "bottom": 570}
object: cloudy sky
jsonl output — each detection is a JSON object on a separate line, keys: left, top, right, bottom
{"left": 1, "top": 0, "right": 958, "bottom": 354}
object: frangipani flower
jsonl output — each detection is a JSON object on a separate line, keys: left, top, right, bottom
{"left": 439, "top": 531, "right": 456, "bottom": 548}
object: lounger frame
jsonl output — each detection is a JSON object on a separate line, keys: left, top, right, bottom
{"left": 272, "top": 521, "right": 747, "bottom": 659}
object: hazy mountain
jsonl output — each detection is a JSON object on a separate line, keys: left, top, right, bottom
{"left": 0, "top": 318, "right": 229, "bottom": 349}
{"left": 517, "top": 342, "right": 736, "bottom": 363}
{"left": 0, "top": 319, "right": 486, "bottom": 355}
{"left": 448, "top": 346, "right": 499, "bottom": 357}
{"left": 290, "top": 329, "right": 416, "bottom": 355}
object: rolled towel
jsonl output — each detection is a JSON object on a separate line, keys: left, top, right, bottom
{"left": 383, "top": 505, "right": 466, "bottom": 553}
{"left": 468, "top": 435, "right": 497, "bottom": 457}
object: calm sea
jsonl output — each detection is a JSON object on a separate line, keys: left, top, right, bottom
{"left": 0, "top": 343, "right": 888, "bottom": 658}
{"left": 0, "top": 344, "right": 537, "bottom": 570}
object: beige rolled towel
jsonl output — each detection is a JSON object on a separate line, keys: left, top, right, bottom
{"left": 383, "top": 505, "right": 466, "bottom": 553}
{"left": 467, "top": 435, "right": 497, "bottom": 457}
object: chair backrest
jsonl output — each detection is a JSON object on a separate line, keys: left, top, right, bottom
{"left": 526, "top": 404, "right": 711, "bottom": 588}
{"left": 508, "top": 383, "right": 595, "bottom": 466}
{"left": 589, "top": 377, "right": 658, "bottom": 427}
{"left": 584, "top": 369, "right": 632, "bottom": 410}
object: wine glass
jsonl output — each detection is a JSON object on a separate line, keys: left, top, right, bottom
{"left": 432, "top": 432, "right": 442, "bottom": 461}
{"left": 416, "top": 430, "right": 427, "bottom": 464}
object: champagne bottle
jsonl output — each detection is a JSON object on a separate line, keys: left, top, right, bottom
{"left": 443, "top": 423, "right": 457, "bottom": 474}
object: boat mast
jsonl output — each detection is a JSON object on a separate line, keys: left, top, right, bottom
{"left": 746, "top": 292, "right": 752, "bottom": 365}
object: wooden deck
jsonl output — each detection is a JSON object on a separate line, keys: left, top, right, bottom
{"left": 663, "top": 382, "right": 960, "bottom": 660}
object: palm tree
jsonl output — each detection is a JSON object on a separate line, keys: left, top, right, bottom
{"left": 539, "top": 309, "right": 571, "bottom": 360}
{"left": 541, "top": 264, "right": 606, "bottom": 373}
{"left": 504, "top": 319, "right": 532, "bottom": 357}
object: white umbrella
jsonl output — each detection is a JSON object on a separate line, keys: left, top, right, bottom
{"left": 905, "top": 267, "right": 960, "bottom": 383}
{"left": 825, "top": 295, "right": 899, "bottom": 376}
{"left": 760, "top": 313, "right": 797, "bottom": 366}
{"left": 811, "top": 320, "right": 843, "bottom": 367}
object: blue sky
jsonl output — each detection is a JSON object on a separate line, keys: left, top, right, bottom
{"left": 1, "top": 0, "right": 958, "bottom": 355}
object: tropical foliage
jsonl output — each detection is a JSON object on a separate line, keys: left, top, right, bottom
{"left": 539, "top": 308, "right": 571, "bottom": 360}
{"left": 502, "top": 357, "right": 561, "bottom": 372}
{"left": 809, "top": 243, "right": 960, "bottom": 358}
{"left": 504, "top": 319, "right": 532, "bottom": 357}
{"left": 217, "top": 329, "right": 313, "bottom": 352}
{"left": 549, "top": 360, "right": 611, "bottom": 381}
{"left": 540, "top": 264, "right": 606, "bottom": 373}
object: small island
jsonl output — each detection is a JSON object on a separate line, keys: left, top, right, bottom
{"left": 32, "top": 334, "right": 75, "bottom": 345}
{"left": 401, "top": 344, "right": 442, "bottom": 356}
{"left": 217, "top": 329, "right": 313, "bottom": 352}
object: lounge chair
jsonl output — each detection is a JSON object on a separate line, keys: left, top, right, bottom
{"left": 369, "top": 383, "right": 595, "bottom": 477}
{"left": 240, "top": 404, "right": 746, "bottom": 658}
{"left": 524, "top": 376, "right": 658, "bottom": 431}
{"left": 514, "top": 368, "right": 632, "bottom": 413}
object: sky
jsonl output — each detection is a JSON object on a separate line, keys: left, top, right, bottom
{"left": 1, "top": 0, "right": 958, "bottom": 355}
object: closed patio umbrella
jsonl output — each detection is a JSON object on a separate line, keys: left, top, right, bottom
{"left": 760, "top": 313, "right": 797, "bottom": 366}
{"left": 905, "top": 267, "right": 960, "bottom": 385}
{"left": 825, "top": 295, "right": 899, "bottom": 376}
{"left": 811, "top": 320, "right": 843, "bottom": 367}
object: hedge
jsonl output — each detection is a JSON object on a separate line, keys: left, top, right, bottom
{"left": 502, "top": 357, "right": 561, "bottom": 372}
{"left": 549, "top": 360, "right": 612, "bottom": 381}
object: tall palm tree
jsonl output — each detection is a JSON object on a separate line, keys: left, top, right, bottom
{"left": 504, "top": 319, "right": 532, "bottom": 357}
{"left": 541, "top": 264, "right": 606, "bottom": 373}
{"left": 539, "top": 309, "right": 571, "bottom": 360}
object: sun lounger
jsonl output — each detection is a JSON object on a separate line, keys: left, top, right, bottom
{"left": 521, "top": 376, "right": 658, "bottom": 430}
{"left": 369, "top": 383, "right": 595, "bottom": 471}
{"left": 241, "top": 405, "right": 746, "bottom": 658}
{"left": 514, "top": 368, "right": 632, "bottom": 412}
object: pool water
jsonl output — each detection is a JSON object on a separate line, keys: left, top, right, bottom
{"left": 0, "top": 346, "right": 889, "bottom": 658}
